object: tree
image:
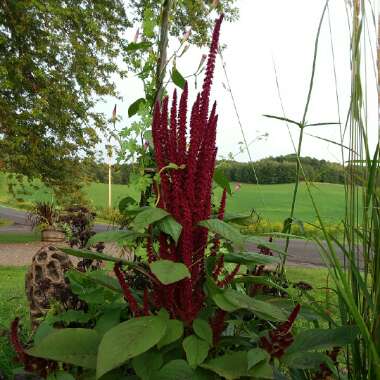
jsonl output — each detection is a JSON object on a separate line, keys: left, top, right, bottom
{"left": 0, "top": 0, "right": 130, "bottom": 196}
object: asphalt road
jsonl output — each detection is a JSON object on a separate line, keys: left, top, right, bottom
{"left": 0, "top": 205, "right": 350, "bottom": 267}
{"left": 0, "top": 205, "right": 109, "bottom": 232}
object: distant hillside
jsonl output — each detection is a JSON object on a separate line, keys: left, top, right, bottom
{"left": 85, "top": 155, "right": 345, "bottom": 186}
{"left": 219, "top": 155, "right": 345, "bottom": 185}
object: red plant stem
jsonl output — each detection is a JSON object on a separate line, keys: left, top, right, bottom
{"left": 10, "top": 318, "right": 27, "bottom": 363}
{"left": 114, "top": 263, "right": 139, "bottom": 315}
{"left": 217, "top": 264, "right": 240, "bottom": 287}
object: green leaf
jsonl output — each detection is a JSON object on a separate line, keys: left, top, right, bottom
{"left": 150, "top": 260, "right": 190, "bottom": 285}
{"left": 128, "top": 98, "right": 146, "bottom": 117}
{"left": 171, "top": 67, "right": 186, "bottom": 89}
{"left": 198, "top": 219, "right": 245, "bottom": 247}
{"left": 183, "top": 335, "right": 209, "bottom": 368}
{"left": 96, "top": 316, "right": 167, "bottom": 379}
{"left": 143, "top": 9, "right": 155, "bottom": 38}
{"left": 47, "top": 372, "right": 76, "bottom": 380}
{"left": 223, "top": 289, "right": 287, "bottom": 321}
{"left": 287, "top": 326, "right": 360, "bottom": 354}
{"left": 212, "top": 292, "right": 239, "bottom": 312}
{"left": 132, "top": 351, "right": 163, "bottom": 380}
{"left": 133, "top": 207, "right": 170, "bottom": 230}
{"left": 282, "top": 352, "right": 332, "bottom": 370}
{"left": 247, "top": 348, "right": 269, "bottom": 370}
{"left": 223, "top": 212, "right": 256, "bottom": 226}
{"left": 33, "top": 321, "right": 55, "bottom": 345}
{"left": 62, "top": 247, "right": 129, "bottom": 265}
{"left": 152, "top": 360, "right": 198, "bottom": 380}
{"left": 95, "top": 308, "right": 121, "bottom": 336}
{"left": 193, "top": 319, "right": 213, "bottom": 346}
{"left": 126, "top": 42, "right": 152, "bottom": 52}
{"left": 224, "top": 252, "right": 279, "bottom": 266}
{"left": 87, "top": 231, "right": 143, "bottom": 247}
{"left": 201, "top": 351, "right": 249, "bottom": 380}
{"left": 157, "top": 319, "right": 184, "bottom": 349}
{"left": 27, "top": 329, "right": 100, "bottom": 369}
{"left": 157, "top": 216, "right": 182, "bottom": 244}
{"left": 213, "top": 168, "right": 232, "bottom": 195}
{"left": 119, "top": 196, "right": 137, "bottom": 213}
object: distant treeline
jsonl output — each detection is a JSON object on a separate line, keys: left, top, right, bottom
{"left": 87, "top": 154, "right": 346, "bottom": 185}
{"left": 220, "top": 155, "right": 345, "bottom": 185}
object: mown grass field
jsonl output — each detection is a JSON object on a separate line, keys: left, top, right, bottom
{"left": 0, "top": 265, "right": 330, "bottom": 378}
{"left": 0, "top": 172, "right": 346, "bottom": 223}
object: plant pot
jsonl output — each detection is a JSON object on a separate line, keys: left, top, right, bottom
{"left": 41, "top": 229, "right": 65, "bottom": 243}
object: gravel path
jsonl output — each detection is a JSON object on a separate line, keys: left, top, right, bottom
{"left": 0, "top": 242, "right": 125, "bottom": 267}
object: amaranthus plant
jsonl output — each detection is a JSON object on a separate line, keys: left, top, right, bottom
{"left": 9, "top": 14, "right": 362, "bottom": 380}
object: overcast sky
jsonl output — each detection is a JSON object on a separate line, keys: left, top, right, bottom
{"left": 96, "top": 0, "right": 378, "bottom": 164}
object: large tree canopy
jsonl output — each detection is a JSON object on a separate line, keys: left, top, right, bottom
{"left": 0, "top": 0, "right": 130, "bottom": 193}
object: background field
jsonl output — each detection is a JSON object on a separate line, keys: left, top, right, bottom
{"left": 0, "top": 172, "right": 346, "bottom": 223}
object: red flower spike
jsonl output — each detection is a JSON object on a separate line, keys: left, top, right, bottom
{"left": 178, "top": 82, "right": 188, "bottom": 165}
{"left": 149, "top": 15, "right": 224, "bottom": 324}
{"left": 260, "top": 303, "right": 301, "bottom": 359}
{"left": 218, "top": 188, "right": 227, "bottom": 220}
{"left": 143, "top": 289, "right": 150, "bottom": 316}
{"left": 210, "top": 309, "right": 226, "bottom": 346}
{"left": 114, "top": 263, "right": 139, "bottom": 315}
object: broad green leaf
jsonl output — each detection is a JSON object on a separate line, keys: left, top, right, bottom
{"left": 198, "top": 219, "right": 245, "bottom": 247}
{"left": 47, "top": 372, "right": 76, "bottom": 380}
{"left": 33, "top": 321, "right": 55, "bottom": 345}
{"left": 212, "top": 292, "right": 239, "bottom": 312}
{"left": 223, "top": 289, "right": 287, "bottom": 321}
{"left": 132, "top": 351, "right": 163, "bottom": 380}
{"left": 27, "top": 329, "right": 100, "bottom": 369}
{"left": 287, "top": 326, "right": 360, "bottom": 354}
{"left": 62, "top": 247, "right": 129, "bottom": 265}
{"left": 157, "top": 319, "right": 184, "bottom": 348}
{"left": 223, "top": 212, "right": 256, "bottom": 226}
{"left": 96, "top": 316, "right": 167, "bottom": 379}
{"left": 133, "top": 207, "right": 169, "bottom": 230}
{"left": 201, "top": 351, "right": 249, "bottom": 380}
{"left": 152, "top": 359, "right": 200, "bottom": 380}
{"left": 193, "top": 319, "right": 213, "bottom": 346}
{"left": 128, "top": 98, "right": 146, "bottom": 117}
{"left": 282, "top": 352, "right": 332, "bottom": 370}
{"left": 247, "top": 348, "right": 269, "bottom": 370}
{"left": 250, "top": 361, "right": 274, "bottom": 379}
{"left": 95, "top": 308, "right": 121, "bottom": 336}
{"left": 150, "top": 260, "right": 190, "bottom": 285}
{"left": 171, "top": 67, "right": 186, "bottom": 89}
{"left": 213, "top": 168, "right": 232, "bottom": 195}
{"left": 224, "top": 252, "right": 279, "bottom": 266}
{"left": 126, "top": 42, "right": 152, "bottom": 52}
{"left": 157, "top": 216, "right": 182, "bottom": 244}
{"left": 182, "top": 335, "right": 209, "bottom": 368}
{"left": 119, "top": 196, "right": 137, "bottom": 213}
{"left": 87, "top": 230, "right": 143, "bottom": 247}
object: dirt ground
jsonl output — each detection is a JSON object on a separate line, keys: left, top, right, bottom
{"left": 0, "top": 242, "right": 127, "bottom": 266}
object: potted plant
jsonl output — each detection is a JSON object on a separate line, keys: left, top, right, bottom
{"left": 27, "top": 201, "right": 66, "bottom": 242}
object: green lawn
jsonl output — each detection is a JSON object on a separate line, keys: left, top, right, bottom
{"left": 1, "top": 172, "right": 347, "bottom": 224}
{"left": 0, "top": 266, "right": 29, "bottom": 377}
{"left": 0, "top": 232, "right": 41, "bottom": 244}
